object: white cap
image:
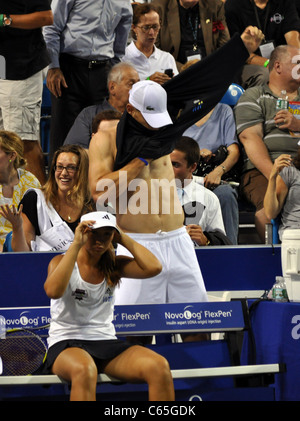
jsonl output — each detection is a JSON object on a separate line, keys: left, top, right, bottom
{"left": 129, "top": 80, "right": 173, "bottom": 128}
{"left": 80, "top": 211, "right": 120, "bottom": 233}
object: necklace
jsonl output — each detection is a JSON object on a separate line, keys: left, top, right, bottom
{"left": 55, "top": 205, "right": 74, "bottom": 222}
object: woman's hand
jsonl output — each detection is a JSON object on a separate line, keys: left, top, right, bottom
{"left": 0, "top": 204, "right": 23, "bottom": 229}
{"left": 73, "top": 220, "right": 95, "bottom": 247}
{"left": 270, "top": 154, "right": 292, "bottom": 179}
{"left": 204, "top": 167, "right": 223, "bottom": 189}
{"left": 148, "top": 71, "right": 171, "bottom": 85}
{"left": 200, "top": 148, "right": 214, "bottom": 162}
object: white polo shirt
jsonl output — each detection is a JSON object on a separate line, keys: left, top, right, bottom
{"left": 122, "top": 41, "right": 178, "bottom": 80}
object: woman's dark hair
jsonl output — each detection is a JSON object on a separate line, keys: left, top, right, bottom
{"left": 97, "top": 242, "right": 120, "bottom": 287}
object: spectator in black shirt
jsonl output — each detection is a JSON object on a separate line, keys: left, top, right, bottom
{"left": 225, "top": 0, "right": 300, "bottom": 89}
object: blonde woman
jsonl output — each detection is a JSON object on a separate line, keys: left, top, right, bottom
{"left": 1, "top": 144, "right": 94, "bottom": 252}
{"left": 0, "top": 131, "right": 40, "bottom": 251}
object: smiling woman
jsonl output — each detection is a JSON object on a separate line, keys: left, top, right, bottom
{"left": 1, "top": 144, "right": 94, "bottom": 252}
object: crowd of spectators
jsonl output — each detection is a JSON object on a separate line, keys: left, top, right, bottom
{"left": 0, "top": 0, "right": 299, "bottom": 248}
{"left": 1, "top": 0, "right": 298, "bottom": 401}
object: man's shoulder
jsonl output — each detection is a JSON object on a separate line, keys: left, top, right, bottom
{"left": 81, "top": 101, "right": 113, "bottom": 116}
{"left": 90, "top": 125, "right": 117, "bottom": 151}
{"left": 239, "top": 85, "right": 267, "bottom": 101}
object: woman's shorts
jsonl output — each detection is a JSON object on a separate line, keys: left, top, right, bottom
{"left": 39, "top": 338, "right": 133, "bottom": 375}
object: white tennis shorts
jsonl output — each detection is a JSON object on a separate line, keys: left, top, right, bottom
{"left": 114, "top": 227, "right": 208, "bottom": 305}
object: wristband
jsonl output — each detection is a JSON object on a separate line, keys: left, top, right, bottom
{"left": 264, "top": 59, "right": 269, "bottom": 68}
{"left": 0, "top": 14, "right": 4, "bottom": 27}
{"left": 138, "top": 157, "right": 149, "bottom": 166}
{"left": 220, "top": 165, "right": 226, "bottom": 173}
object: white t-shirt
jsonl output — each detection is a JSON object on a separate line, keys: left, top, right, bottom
{"left": 47, "top": 263, "right": 116, "bottom": 348}
{"left": 122, "top": 41, "right": 178, "bottom": 80}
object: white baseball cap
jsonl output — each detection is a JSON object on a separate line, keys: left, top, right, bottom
{"left": 129, "top": 80, "right": 173, "bottom": 128}
{"left": 80, "top": 211, "right": 120, "bottom": 233}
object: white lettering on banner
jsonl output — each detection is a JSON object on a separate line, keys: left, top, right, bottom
{"left": 291, "top": 315, "right": 300, "bottom": 339}
{"left": 165, "top": 310, "right": 202, "bottom": 320}
{"left": 165, "top": 308, "right": 232, "bottom": 321}
{"left": 0, "top": 310, "right": 51, "bottom": 331}
{"left": 121, "top": 312, "right": 150, "bottom": 321}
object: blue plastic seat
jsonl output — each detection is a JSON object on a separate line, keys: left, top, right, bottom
{"left": 220, "top": 83, "right": 244, "bottom": 107}
{"left": 3, "top": 231, "right": 13, "bottom": 252}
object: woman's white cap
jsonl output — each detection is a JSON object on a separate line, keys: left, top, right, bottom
{"left": 80, "top": 211, "right": 120, "bottom": 233}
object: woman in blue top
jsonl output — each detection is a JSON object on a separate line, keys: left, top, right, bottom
{"left": 42, "top": 211, "right": 174, "bottom": 401}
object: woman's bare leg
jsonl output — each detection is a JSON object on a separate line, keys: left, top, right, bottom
{"left": 103, "top": 345, "right": 175, "bottom": 401}
{"left": 52, "top": 347, "right": 98, "bottom": 401}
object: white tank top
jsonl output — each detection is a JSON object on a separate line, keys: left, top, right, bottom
{"left": 47, "top": 263, "right": 117, "bottom": 348}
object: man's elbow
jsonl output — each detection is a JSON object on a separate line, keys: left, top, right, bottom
{"left": 148, "top": 261, "right": 163, "bottom": 278}
{"left": 41, "top": 11, "right": 53, "bottom": 27}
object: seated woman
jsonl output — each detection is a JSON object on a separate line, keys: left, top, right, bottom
{"left": 1, "top": 144, "right": 93, "bottom": 252}
{"left": 0, "top": 130, "right": 40, "bottom": 252}
{"left": 264, "top": 148, "right": 300, "bottom": 241}
{"left": 41, "top": 211, "right": 174, "bottom": 401}
{"left": 122, "top": 3, "right": 178, "bottom": 84}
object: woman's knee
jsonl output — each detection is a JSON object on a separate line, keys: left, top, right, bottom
{"left": 142, "top": 353, "right": 172, "bottom": 384}
{"left": 53, "top": 350, "right": 98, "bottom": 385}
{"left": 73, "top": 359, "right": 98, "bottom": 384}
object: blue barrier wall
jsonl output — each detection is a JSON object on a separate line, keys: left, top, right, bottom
{"left": 0, "top": 245, "right": 282, "bottom": 308}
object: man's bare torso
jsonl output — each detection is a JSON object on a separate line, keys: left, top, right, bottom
{"left": 89, "top": 126, "right": 184, "bottom": 233}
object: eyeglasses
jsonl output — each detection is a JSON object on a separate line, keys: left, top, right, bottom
{"left": 54, "top": 164, "right": 78, "bottom": 174}
{"left": 136, "top": 24, "right": 160, "bottom": 33}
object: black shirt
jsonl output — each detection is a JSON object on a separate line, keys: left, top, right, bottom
{"left": 0, "top": 0, "right": 51, "bottom": 80}
{"left": 20, "top": 190, "right": 79, "bottom": 236}
{"left": 225, "top": 0, "right": 300, "bottom": 53}
{"left": 177, "top": 0, "right": 206, "bottom": 63}
{"left": 114, "top": 34, "right": 249, "bottom": 170}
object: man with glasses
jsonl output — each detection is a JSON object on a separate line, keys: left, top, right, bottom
{"left": 123, "top": 3, "right": 178, "bottom": 84}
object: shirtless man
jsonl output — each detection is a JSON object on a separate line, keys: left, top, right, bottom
{"left": 89, "top": 26, "right": 264, "bottom": 308}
